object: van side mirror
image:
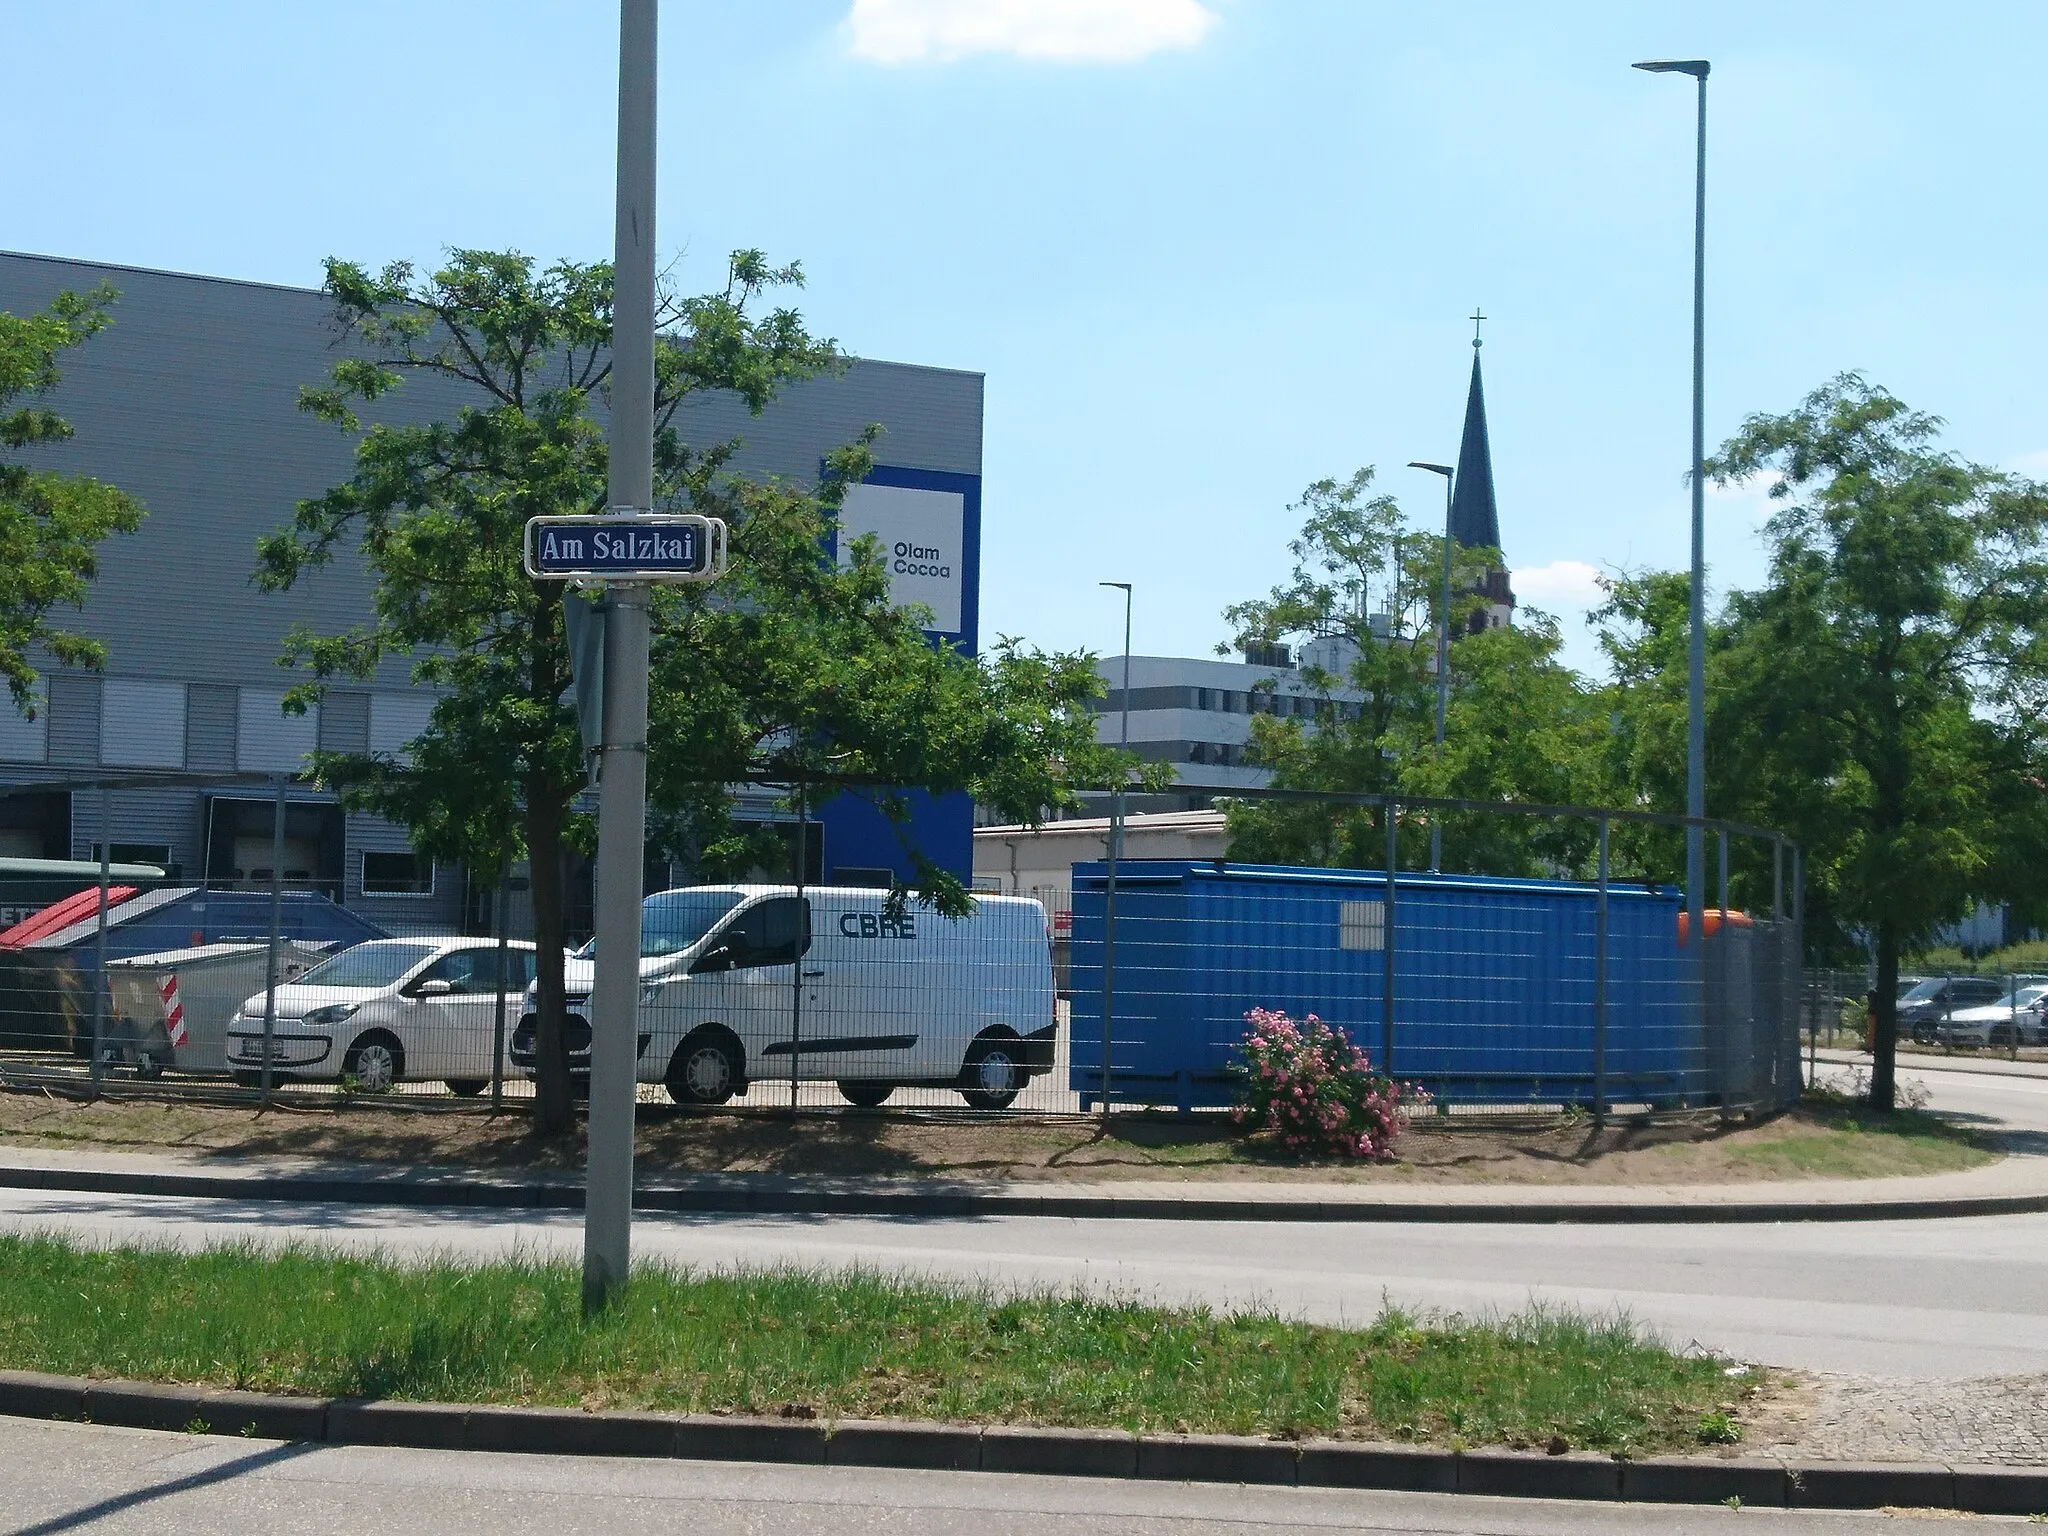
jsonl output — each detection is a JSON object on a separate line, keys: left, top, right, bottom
{"left": 692, "top": 943, "right": 734, "bottom": 975}
{"left": 412, "top": 977, "right": 456, "bottom": 998}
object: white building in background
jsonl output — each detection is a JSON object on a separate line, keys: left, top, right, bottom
{"left": 1071, "top": 643, "right": 1368, "bottom": 813}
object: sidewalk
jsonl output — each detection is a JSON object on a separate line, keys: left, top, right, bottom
{"left": 4, "top": 1138, "right": 2046, "bottom": 1224}
{"left": 1813, "top": 1045, "right": 2048, "bottom": 1083}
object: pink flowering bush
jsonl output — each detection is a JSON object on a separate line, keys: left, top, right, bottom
{"left": 1232, "top": 1008, "right": 1421, "bottom": 1160}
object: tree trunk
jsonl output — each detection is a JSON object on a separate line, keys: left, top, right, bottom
{"left": 526, "top": 784, "right": 575, "bottom": 1136}
{"left": 1871, "top": 916, "right": 1899, "bottom": 1112}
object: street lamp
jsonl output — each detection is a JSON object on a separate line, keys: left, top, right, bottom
{"left": 1634, "top": 56, "right": 1710, "bottom": 956}
{"left": 1097, "top": 581, "right": 1133, "bottom": 1122}
{"left": 1408, "top": 461, "right": 1454, "bottom": 872}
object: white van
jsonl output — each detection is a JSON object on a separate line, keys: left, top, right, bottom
{"left": 511, "top": 885, "right": 1056, "bottom": 1109}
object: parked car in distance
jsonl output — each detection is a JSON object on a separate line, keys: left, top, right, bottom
{"left": 1899, "top": 976, "right": 2010, "bottom": 1044}
{"left": 226, "top": 937, "right": 543, "bottom": 1093}
{"left": 510, "top": 884, "right": 1057, "bottom": 1110}
{"left": 1940, "top": 983, "right": 2048, "bottom": 1049}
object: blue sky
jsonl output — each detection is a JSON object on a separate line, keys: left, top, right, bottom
{"left": 8, "top": 1, "right": 2047, "bottom": 676}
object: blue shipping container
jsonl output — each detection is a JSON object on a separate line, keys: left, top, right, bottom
{"left": 1067, "top": 861, "right": 1703, "bottom": 1110}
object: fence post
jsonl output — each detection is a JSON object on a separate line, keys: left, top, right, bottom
{"left": 491, "top": 849, "right": 510, "bottom": 1113}
{"left": 1100, "top": 784, "right": 1122, "bottom": 1120}
{"left": 89, "top": 788, "right": 111, "bottom": 1096}
{"left": 790, "top": 784, "right": 807, "bottom": 1112}
{"left": 1594, "top": 814, "right": 1609, "bottom": 1127}
{"left": 2009, "top": 970, "right": 2020, "bottom": 1064}
{"left": 1717, "top": 828, "right": 1729, "bottom": 915}
{"left": 260, "top": 775, "right": 286, "bottom": 1105}
{"left": 1383, "top": 797, "right": 1397, "bottom": 1076}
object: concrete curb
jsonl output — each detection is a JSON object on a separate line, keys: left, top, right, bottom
{"left": 6, "top": 1158, "right": 2048, "bottom": 1225}
{"left": 2, "top": 1370, "right": 2044, "bottom": 1513}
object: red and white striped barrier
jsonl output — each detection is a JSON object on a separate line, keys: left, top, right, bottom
{"left": 158, "top": 974, "right": 187, "bottom": 1049}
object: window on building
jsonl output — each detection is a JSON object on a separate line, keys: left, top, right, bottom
{"left": 362, "top": 851, "right": 434, "bottom": 896}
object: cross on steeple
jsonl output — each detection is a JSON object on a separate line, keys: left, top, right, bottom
{"left": 1470, "top": 308, "right": 1486, "bottom": 349}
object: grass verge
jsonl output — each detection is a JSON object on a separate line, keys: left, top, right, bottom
{"left": 0, "top": 1235, "right": 1747, "bottom": 1455}
{"left": 1723, "top": 1090, "right": 1993, "bottom": 1179}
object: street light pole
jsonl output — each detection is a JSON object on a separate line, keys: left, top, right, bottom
{"left": 1408, "top": 460, "right": 1454, "bottom": 872}
{"left": 1635, "top": 57, "right": 1711, "bottom": 958}
{"left": 584, "top": 0, "right": 658, "bottom": 1315}
{"left": 1097, "top": 580, "right": 1132, "bottom": 1123}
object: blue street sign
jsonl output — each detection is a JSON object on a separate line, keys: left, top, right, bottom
{"left": 523, "top": 513, "right": 726, "bottom": 582}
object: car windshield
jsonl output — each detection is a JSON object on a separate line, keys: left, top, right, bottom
{"left": 571, "top": 890, "right": 745, "bottom": 961}
{"left": 291, "top": 941, "right": 437, "bottom": 990}
{"left": 1900, "top": 979, "right": 1947, "bottom": 1003}
{"left": 2014, "top": 985, "right": 2048, "bottom": 1007}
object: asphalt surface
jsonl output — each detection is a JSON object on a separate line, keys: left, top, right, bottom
{"left": 0, "top": 1418, "right": 2024, "bottom": 1536}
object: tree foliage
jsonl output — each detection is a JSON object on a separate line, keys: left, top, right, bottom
{"left": 0, "top": 283, "right": 145, "bottom": 716}
{"left": 1699, "top": 374, "right": 2048, "bottom": 1108}
{"left": 1219, "top": 469, "right": 1605, "bottom": 873}
{"left": 260, "top": 248, "right": 1128, "bottom": 1132}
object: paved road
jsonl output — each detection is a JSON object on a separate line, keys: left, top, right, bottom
{"left": 3, "top": 1181, "right": 2043, "bottom": 1380}
{"left": 0, "top": 1417, "right": 2019, "bottom": 1536}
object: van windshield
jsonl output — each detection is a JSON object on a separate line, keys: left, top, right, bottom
{"left": 292, "top": 941, "right": 437, "bottom": 991}
{"left": 573, "top": 890, "right": 745, "bottom": 961}
{"left": 1900, "top": 979, "right": 1947, "bottom": 1004}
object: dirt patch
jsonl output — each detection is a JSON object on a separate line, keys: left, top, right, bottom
{"left": 0, "top": 1085, "right": 1998, "bottom": 1185}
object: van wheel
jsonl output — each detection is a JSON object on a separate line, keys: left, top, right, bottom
{"left": 961, "top": 1035, "right": 1022, "bottom": 1111}
{"left": 839, "top": 1080, "right": 894, "bottom": 1108}
{"left": 668, "top": 1030, "right": 742, "bottom": 1106}
{"left": 343, "top": 1033, "right": 404, "bottom": 1093}
{"left": 444, "top": 1078, "right": 487, "bottom": 1097}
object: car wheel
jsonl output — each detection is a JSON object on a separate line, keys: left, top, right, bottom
{"left": 444, "top": 1078, "right": 488, "bottom": 1097}
{"left": 838, "top": 1080, "right": 894, "bottom": 1108}
{"left": 667, "top": 1030, "right": 742, "bottom": 1106}
{"left": 960, "top": 1034, "right": 1022, "bottom": 1111}
{"left": 343, "top": 1033, "right": 404, "bottom": 1093}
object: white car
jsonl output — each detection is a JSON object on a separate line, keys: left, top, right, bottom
{"left": 511, "top": 885, "right": 1056, "bottom": 1109}
{"left": 1941, "top": 984, "right": 2048, "bottom": 1049}
{"left": 226, "top": 937, "right": 541, "bottom": 1094}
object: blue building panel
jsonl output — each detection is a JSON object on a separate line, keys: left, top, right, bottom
{"left": 1067, "top": 860, "right": 1700, "bottom": 1109}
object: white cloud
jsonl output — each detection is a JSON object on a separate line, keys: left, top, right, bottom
{"left": 846, "top": 0, "right": 1219, "bottom": 65}
{"left": 1511, "top": 558, "right": 1605, "bottom": 610}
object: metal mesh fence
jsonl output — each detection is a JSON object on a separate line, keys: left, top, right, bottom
{"left": 1, "top": 783, "right": 1809, "bottom": 1119}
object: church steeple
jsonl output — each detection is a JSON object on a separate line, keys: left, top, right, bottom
{"left": 1446, "top": 313, "right": 1514, "bottom": 631}
{"left": 1449, "top": 318, "right": 1500, "bottom": 551}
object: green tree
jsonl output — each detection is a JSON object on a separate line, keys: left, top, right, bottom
{"left": 1220, "top": 469, "right": 1604, "bottom": 872}
{"left": 1704, "top": 374, "right": 2048, "bottom": 1109}
{"left": 260, "top": 248, "right": 1131, "bottom": 1133}
{"left": 0, "top": 283, "right": 145, "bottom": 716}
{"left": 258, "top": 249, "right": 841, "bottom": 1134}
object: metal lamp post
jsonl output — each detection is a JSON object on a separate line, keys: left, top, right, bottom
{"left": 1408, "top": 460, "right": 1454, "bottom": 872}
{"left": 584, "top": 0, "right": 659, "bottom": 1314}
{"left": 1098, "top": 580, "right": 1132, "bottom": 1122}
{"left": 1634, "top": 56, "right": 1711, "bottom": 959}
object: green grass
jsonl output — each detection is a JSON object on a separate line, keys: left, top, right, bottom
{"left": 0, "top": 1235, "right": 1736, "bottom": 1454}
{"left": 1724, "top": 1092, "right": 1997, "bottom": 1180}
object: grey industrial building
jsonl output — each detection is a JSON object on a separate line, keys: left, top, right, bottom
{"left": 0, "top": 250, "right": 986, "bottom": 936}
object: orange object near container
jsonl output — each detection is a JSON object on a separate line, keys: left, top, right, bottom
{"left": 1676, "top": 907, "right": 1755, "bottom": 945}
